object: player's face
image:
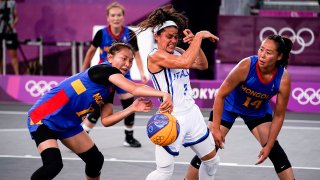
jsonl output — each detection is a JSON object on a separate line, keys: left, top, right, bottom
{"left": 257, "top": 39, "right": 282, "bottom": 69}
{"left": 107, "top": 7, "right": 124, "bottom": 29}
{"left": 108, "top": 48, "right": 134, "bottom": 74}
{"left": 155, "top": 26, "right": 179, "bottom": 53}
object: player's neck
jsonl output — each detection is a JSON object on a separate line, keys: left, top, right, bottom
{"left": 109, "top": 26, "right": 123, "bottom": 36}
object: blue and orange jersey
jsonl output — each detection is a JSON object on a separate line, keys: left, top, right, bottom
{"left": 27, "top": 63, "right": 120, "bottom": 133}
{"left": 99, "top": 26, "right": 132, "bottom": 63}
{"left": 224, "top": 55, "right": 284, "bottom": 116}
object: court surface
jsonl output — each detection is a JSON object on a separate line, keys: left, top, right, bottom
{"left": 0, "top": 103, "right": 319, "bottom": 180}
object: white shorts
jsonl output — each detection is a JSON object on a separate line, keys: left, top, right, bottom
{"left": 163, "top": 104, "right": 215, "bottom": 157}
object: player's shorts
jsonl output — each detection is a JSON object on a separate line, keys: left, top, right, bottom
{"left": 0, "top": 32, "right": 19, "bottom": 49}
{"left": 221, "top": 109, "right": 272, "bottom": 131}
{"left": 27, "top": 116, "right": 84, "bottom": 140}
{"left": 163, "top": 104, "right": 214, "bottom": 156}
{"left": 115, "top": 71, "right": 132, "bottom": 94}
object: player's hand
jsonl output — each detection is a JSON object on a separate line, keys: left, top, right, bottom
{"left": 196, "top": 31, "right": 219, "bottom": 43}
{"left": 140, "top": 74, "right": 148, "bottom": 84}
{"left": 255, "top": 146, "right": 271, "bottom": 165}
{"left": 159, "top": 93, "right": 173, "bottom": 113}
{"left": 182, "top": 29, "right": 194, "bottom": 44}
{"left": 132, "top": 97, "right": 153, "bottom": 112}
{"left": 212, "top": 127, "right": 225, "bottom": 149}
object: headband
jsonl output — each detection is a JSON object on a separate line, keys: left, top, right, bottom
{"left": 153, "top": 20, "right": 178, "bottom": 34}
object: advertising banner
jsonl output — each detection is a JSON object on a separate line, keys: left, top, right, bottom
{"left": 217, "top": 16, "right": 320, "bottom": 66}
{"left": 1, "top": 75, "right": 319, "bottom": 113}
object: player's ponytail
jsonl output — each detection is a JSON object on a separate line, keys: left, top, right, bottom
{"left": 266, "top": 35, "right": 293, "bottom": 68}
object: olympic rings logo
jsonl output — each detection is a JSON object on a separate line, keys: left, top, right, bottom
{"left": 259, "top": 27, "right": 314, "bottom": 54}
{"left": 25, "top": 80, "right": 58, "bottom": 97}
{"left": 291, "top": 87, "right": 320, "bottom": 105}
{"left": 153, "top": 136, "right": 164, "bottom": 144}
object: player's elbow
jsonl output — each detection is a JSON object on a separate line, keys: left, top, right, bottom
{"left": 101, "top": 120, "right": 112, "bottom": 127}
{"left": 198, "top": 63, "right": 208, "bottom": 70}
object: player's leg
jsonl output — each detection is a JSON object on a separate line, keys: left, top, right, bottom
{"left": 81, "top": 108, "right": 101, "bottom": 133}
{"left": 246, "top": 114, "right": 295, "bottom": 180}
{"left": 146, "top": 145, "right": 175, "bottom": 180}
{"left": 6, "top": 33, "right": 19, "bottom": 75}
{"left": 184, "top": 110, "right": 233, "bottom": 180}
{"left": 118, "top": 72, "right": 141, "bottom": 147}
{"left": 118, "top": 92, "right": 141, "bottom": 147}
{"left": 30, "top": 125, "right": 63, "bottom": 180}
{"left": 62, "top": 130, "right": 104, "bottom": 180}
{"left": 190, "top": 133, "right": 219, "bottom": 180}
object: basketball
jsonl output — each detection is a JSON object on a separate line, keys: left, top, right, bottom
{"left": 146, "top": 112, "right": 180, "bottom": 146}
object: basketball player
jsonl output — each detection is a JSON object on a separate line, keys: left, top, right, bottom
{"left": 138, "top": 6, "right": 220, "bottom": 180}
{"left": 185, "top": 35, "right": 295, "bottom": 180}
{"left": 81, "top": 2, "right": 147, "bottom": 147}
{"left": 27, "top": 43, "right": 172, "bottom": 180}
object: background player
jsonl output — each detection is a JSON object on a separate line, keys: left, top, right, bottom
{"left": 0, "top": 0, "right": 19, "bottom": 75}
{"left": 81, "top": 2, "right": 147, "bottom": 147}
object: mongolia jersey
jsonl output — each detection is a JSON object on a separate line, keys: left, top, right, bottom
{"left": 99, "top": 26, "right": 132, "bottom": 63}
{"left": 224, "top": 55, "right": 284, "bottom": 116}
{"left": 149, "top": 49, "right": 194, "bottom": 113}
{"left": 27, "top": 64, "right": 120, "bottom": 133}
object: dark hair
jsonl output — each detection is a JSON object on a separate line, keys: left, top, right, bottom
{"left": 109, "top": 43, "right": 134, "bottom": 56}
{"left": 137, "top": 5, "right": 188, "bottom": 36}
{"left": 265, "top": 34, "right": 293, "bottom": 68}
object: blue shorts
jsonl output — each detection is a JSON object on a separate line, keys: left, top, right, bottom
{"left": 221, "top": 109, "right": 272, "bottom": 131}
{"left": 115, "top": 71, "right": 132, "bottom": 94}
{"left": 28, "top": 117, "right": 84, "bottom": 140}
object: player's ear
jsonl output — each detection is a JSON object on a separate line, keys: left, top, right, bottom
{"left": 107, "top": 54, "right": 113, "bottom": 64}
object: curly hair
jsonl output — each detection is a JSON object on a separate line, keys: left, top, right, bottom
{"left": 138, "top": 5, "right": 188, "bottom": 36}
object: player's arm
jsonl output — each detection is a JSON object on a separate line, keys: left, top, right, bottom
{"left": 212, "top": 58, "right": 250, "bottom": 148}
{"left": 148, "top": 31, "right": 218, "bottom": 71}
{"left": 256, "top": 70, "right": 291, "bottom": 164}
{"left": 12, "top": 3, "right": 18, "bottom": 28}
{"left": 134, "top": 50, "right": 148, "bottom": 83}
{"left": 82, "top": 30, "right": 102, "bottom": 71}
{"left": 100, "top": 98, "right": 152, "bottom": 127}
{"left": 130, "top": 31, "right": 148, "bottom": 83}
{"left": 191, "top": 48, "right": 208, "bottom": 70}
{"left": 175, "top": 46, "right": 208, "bottom": 70}
{"left": 108, "top": 73, "right": 173, "bottom": 113}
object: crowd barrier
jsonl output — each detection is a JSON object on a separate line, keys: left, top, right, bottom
{"left": 1, "top": 38, "right": 91, "bottom": 75}
{"left": 0, "top": 75, "right": 319, "bottom": 113}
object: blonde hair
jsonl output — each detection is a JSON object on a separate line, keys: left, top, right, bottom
{"left": 106, "top": 2, "right": 125, "bottom": 16}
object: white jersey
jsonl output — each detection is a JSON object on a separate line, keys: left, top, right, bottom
{"left": 149, "top": 49, "right": 195, "bottom": 113}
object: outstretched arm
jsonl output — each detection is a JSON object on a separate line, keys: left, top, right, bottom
{"left": 101, "top": 97, "right": 152, "bottom": 127}
{"left": 109, "top": 73, "right": 173, "bottom": 113}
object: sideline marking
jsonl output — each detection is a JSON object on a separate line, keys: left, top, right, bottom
{"left": 1, "top": 111, "right": 319, "bottom": 123}
{"left": 1, "top": 124, "right": 320, "bottom": 132}
{"left": 0, "top": 154, "right": 319, "bottom": 171}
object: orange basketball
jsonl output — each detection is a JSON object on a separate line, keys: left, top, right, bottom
{"left": 146, "top": 112, "right": 180, "bottom": 146}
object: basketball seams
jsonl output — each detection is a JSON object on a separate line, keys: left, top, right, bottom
{"left": 147, "top": 113, "right": 179, "bottom": 146}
